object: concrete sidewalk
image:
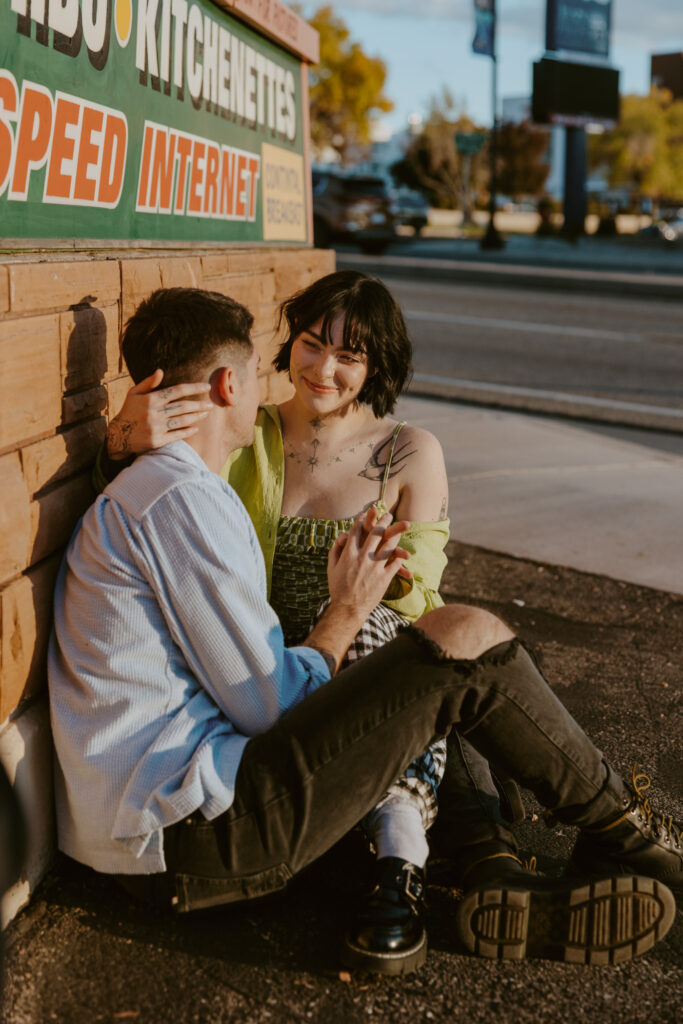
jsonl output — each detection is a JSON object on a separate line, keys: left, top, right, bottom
{"left": 396, "top": 395, "right": 683, "bottom": 595}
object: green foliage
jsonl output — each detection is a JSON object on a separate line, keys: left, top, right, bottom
{"left": 391, "top": 89, "right": 487, "bottom": 209}
{"left": 496, "top": 120, "right": 551, "bottom": 201}
{"left": 306, "top": 5, "right": 393, "bottom": 164}
{"left": 589, "top": 87, "right": 683, "bottom": 201}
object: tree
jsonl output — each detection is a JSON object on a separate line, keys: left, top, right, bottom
{"left": 305, "top": 6, "right": 393, "bottom": 165}
{"left": 588, "top": 87, "right": 683, "bottom": 205}
{"left": 496, "top": 120, "right": 550, "bottom": 201}
{"left": 391, "top": 89, "right": 487, "bottom": 211}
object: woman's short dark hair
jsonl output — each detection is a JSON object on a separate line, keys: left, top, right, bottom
{"left": 273, "top": 270, "right": 413, "bottom": 418}
{"left": 122, "top": 287, "right": 254, "bottom": 386}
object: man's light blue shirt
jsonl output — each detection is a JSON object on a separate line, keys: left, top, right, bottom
{"left": 48, "top": 442, "right": 330, "bottom": 874}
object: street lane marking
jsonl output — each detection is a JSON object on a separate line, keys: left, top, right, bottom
{"left": 404, "top": 309, "right": 643, "bottom": 343}
{"left": 448, "top": 460, "right": 682, "bottom": 482}
{"left": 411, "top": 373, "right": 683, "bottom": 419}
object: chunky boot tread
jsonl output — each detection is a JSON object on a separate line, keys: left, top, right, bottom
{"left": 342, "top": 931, "right": 427, "bottom": 976}
{"left": 456, "top": 875, "right": 675, "bottom": 964}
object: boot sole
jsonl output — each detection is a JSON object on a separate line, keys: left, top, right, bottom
{"left": 341, "top": 930, "right": 427, "bottom": 976}
{"left": 456, "top": 875, "right": 675, "bottom": 964}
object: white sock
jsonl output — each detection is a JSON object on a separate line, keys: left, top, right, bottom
{"left": 365, "top": 801, "right": 429, "bottom": 869}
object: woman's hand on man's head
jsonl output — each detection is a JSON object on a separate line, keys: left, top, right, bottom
{"left": 106, "top": 370, "right": 213, "bottom": 460}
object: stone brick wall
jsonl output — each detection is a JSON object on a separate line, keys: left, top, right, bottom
{"left": 0, "top": 245, "right": 335, "bottom": 925}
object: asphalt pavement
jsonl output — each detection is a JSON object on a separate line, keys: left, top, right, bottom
{"left": 3, "top": 536, "right": 682, "bottom": 1024}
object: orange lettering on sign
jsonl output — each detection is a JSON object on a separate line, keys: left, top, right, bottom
{"left": 234, "top": 152, "right": 248, "bottom": 218}
{"left": 187, "top": 139, "right": 205, "bottom": 214}
{"left": 149, "top": 126, "right": 177, "bottom": 212}
{"left": 11, "top": 84, "right": 53, "bottom": 199}
{"left": 204, "top": 141, "right": 220, "bottom": 215}
{"left": 74, "top": 105, "right": 104, "bottom": 202}
{"left": 0, "top": 71, "right": 19, "bottom": 196}
{"left": 246, "top": 155, "right": 259, "bottom": 219}
{"left": 220, "top": 147, "right": 236, "bottom": 217}
{"left": 175, "top": 135, "right": 193, "bottom": 213}
{"left": 98, "top": 113, "right": 127, "bottom": 206}
{"left": 46, "top": 96, "right": 80, "bottom": 200}
{"left": 137, "top": 122, "right": 155, "bottom": 209}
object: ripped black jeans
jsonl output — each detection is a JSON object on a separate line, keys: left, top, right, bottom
{"left": 119, "top": 630, "right": 628, "bottom": 912}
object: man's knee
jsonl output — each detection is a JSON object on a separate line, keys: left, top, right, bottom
{"left": 413, "top": 604, "right": 515, "bottom": 661}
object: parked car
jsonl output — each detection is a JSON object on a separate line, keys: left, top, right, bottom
{"left": 389, "top": 188, "right": 430, "bottom": 234}
{"left": 656, "top": 212, "right": 683, "bottom": 242}
{"left": 312, "top": 169, "right": 396, "bottom": 253}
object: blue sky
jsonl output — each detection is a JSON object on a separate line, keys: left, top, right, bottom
{"left": 301, "top": 1, "right": 683, "bottom": 132}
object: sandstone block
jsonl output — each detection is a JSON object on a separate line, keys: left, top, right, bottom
{"left": 9, "top": 259, "right": 120, "bottom": 314}
{"left": 158, "top": 257, "right": 203, "bottom": 289}
{"left": 21, "top": 420, "right": 106, "bottom": 496}
{"left": 0, "top": 555, "right": 60, "bottom": 718}
{"left": 60, "top": 302, "right": 121, "bottom": 390}
{"left": 120, "top": 259, "right": 162, "bottom": 323}
{"left": 0, "top": 702, "right": 55, "bottom": 927}
{"left": 0, "top": 314, "right": 62, "bottom": 450}
{"left": 200, "top": 254, "right": 231, "bottom": 278}
{"left": 0, "top": 453, "right": 31, "bottom": 583}
{"left": 62, "top": 386, "right": 108, "bottom": 427}
{"left": 0, "top": 266, "right": 9, "bottom": 313}
{"left": 106, "top": 375, "right": 134, "bottom": 420}
{"left": 29, "top": 473, "right": 94, "bottom": 566}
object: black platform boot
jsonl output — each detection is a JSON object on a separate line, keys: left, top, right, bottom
{"left": 568, "top": 765, "right": 683, "bottom": 896}
{"left": 455, "top": 839, "right": 676, "bottom": 965}
{"left": 342, "top": 857, "right": 427, "bottom": 976}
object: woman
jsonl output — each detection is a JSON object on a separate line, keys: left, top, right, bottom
{"left": 96, "top": 271, "right": 451, "bottom": 974}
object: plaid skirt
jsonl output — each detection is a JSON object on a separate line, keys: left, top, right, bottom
{"left": 339, "top": 602, "right": 447, "bottom": 832}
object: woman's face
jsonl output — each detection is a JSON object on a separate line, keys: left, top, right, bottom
{"left": 289, "top": 314, "right": 371, "bottom": 414}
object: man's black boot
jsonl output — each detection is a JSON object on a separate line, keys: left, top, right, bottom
{"left": 455, "top": 841, "right": 676, "bottom": 964}
{"left": 568, "top": 766, "right": 683, "bottom": 896}
{"left": 342, "top": 857, "right": 427, "bottom": 975}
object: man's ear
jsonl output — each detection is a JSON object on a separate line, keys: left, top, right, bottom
{"left": 210, "top": 367, "right": 237, "bottom": 407}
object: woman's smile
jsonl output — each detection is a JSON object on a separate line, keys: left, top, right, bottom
{"left": 302, "top": 376, "right": 339, "bottom": 395}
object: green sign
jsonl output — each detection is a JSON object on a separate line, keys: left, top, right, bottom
{"left": 0, "top": 0, "right": 308, "bottom": 243}
{"left": 455, "top": 131, "right": 486, "bottom": 155}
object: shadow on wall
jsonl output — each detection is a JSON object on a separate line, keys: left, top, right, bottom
{"left": 4, "top": 295, "right": 114, "bottom": 924}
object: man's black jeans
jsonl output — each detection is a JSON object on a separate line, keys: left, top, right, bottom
{"left": 119, "top": 629, "right": 628, "bottom": 913}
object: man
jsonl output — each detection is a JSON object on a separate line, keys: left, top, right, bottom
{"left": 49, "top": 288, "right": 680, "bottom": 977}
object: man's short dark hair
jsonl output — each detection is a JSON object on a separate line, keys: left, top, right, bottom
{"left": 121, "top": 287, "right": 254, "bottom": 386}
{"left": 273, "top": 271, "right": 413, "bottom": 418}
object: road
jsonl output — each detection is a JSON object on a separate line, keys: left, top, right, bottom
{"left": 372, "top": 275, "right": 683, "bottom": 436}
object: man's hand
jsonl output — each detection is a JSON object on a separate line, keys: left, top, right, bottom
{"left": 106, "top": 370, "right": 213, "bottom": 460}
{"left": 327, "top": 508, "right": 410, "bottom": 615}
{"left": 304, "top": 508, "right": 411, "bottom": 674}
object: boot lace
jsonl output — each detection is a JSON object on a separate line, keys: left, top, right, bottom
{"left": 630, "top": 765, "right": 681, "bottom": 848}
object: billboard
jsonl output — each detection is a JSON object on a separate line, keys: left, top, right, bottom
{"left": 532, "top": 58, "right": 619, "bottom": 128}
{"left": 0, "top": 0, "right": 308, "bottom": 243}
{"left": 545, "top": 0, "right": 612, "bottom": 59}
